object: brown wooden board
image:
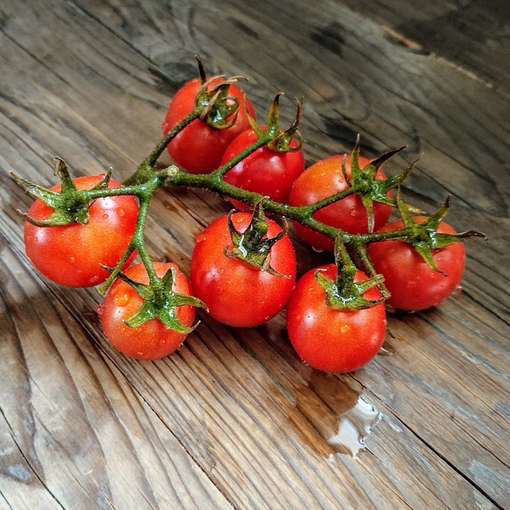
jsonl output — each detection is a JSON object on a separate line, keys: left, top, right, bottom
{"left": 0, "top": 1, "right": 509, "bottom": 508}
{"left": 339, "top": 0, "right": 510, "bottom": 98}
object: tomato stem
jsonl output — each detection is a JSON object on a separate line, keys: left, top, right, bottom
{"left": 133, "top": 197, "right": 159, "bottom": 287}
{"left": 210, "top": 135, "right": 271, "bottom": 179}
{"left": 354, "top": 242, "right": 391, "bottom": 299}
{"left": 98, "top": 176, "right": 160, "bottom": 295}
{"left": 83, "top": 184, "right": 145, "bottom": 199}
{"left": 124, "top": 109, "right": 201, "bottom": 186}
{"left": 314, "top": 238, "right": 385, "bottom": 310}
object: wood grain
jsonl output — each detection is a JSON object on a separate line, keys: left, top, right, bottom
{"left": 339, "top": 0, "right": 510, "bottom": 97}
{"left": 0, "top": 0, "right": 509, "bottom": 508}
{"left": 0, "top": 238, "right": 232, "bottom": 509}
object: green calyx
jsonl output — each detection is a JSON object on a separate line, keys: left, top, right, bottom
{"left": 193, "top": 56, "right": 246, "bottom": 130}
{"left": 224, "top": 200, "right": 290, "bottom": 277}
{"left": 343, "top": 138, "right": 421, "bottom": 232}
{"left": 316, "top": 237, "right": 385, "bottom": 311}
{"left": 248, "top": 92, "right": 304, "bottom": 153}
{"left": 396, "top": 191, "right": 486, "bottom": 273}
{"left": 10, "top": 158, "right": 107, "bottom": 227}
{"left": 111, "top": 265, "right": 206, "bottom": 332}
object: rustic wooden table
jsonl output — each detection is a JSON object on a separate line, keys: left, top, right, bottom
{"left": 1, "top": 1, "right": 509, "bottom": 509}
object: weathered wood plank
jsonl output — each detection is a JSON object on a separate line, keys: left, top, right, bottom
{"left": 0, "top": 240, "right": 232, "bottom": 509}
{"left": 0, "top": 0, "right": 508, "bottom": 508}
{"left": 70, "top": 0, "right": 510, "bottom": 480}
{"left": 338, "top": 0, "right": 510, "bottom": 97}
{"left": 1, "top": 206, "right": 498, "bottom": 508}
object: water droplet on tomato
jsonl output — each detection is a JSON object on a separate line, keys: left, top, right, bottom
{"left": 69, "top": 256, "right": 76, "bottom": 264}
{"left": 340, "top": 324, "right": 350, "bottom": 333}
{"left": 89, "top": 275, "right": 99, "bottom": 285}
{"left": 118, "top": 208, "right": 125, "bottom": 217}
{"left": 102, "top": 212, "right": 109, "bottom": 220}
{"left": 114, "top": 293, "right": 129, "bottom": 306}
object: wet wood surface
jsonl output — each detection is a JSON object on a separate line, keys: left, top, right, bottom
{"left": 0, "top": 1, "right": 509, "bottom": 508}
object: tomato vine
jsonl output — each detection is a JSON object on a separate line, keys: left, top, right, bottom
{"left": 10, "top": 57, "right": 485, "bottom": 366}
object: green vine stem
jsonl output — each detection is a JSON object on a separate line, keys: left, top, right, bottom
{"left": 124, "top": 110, "right": 201, "bottom": 186}
{"left": 97, "top": 174, "right": 160, "bottom": 295}
{"left": 162, "top": 166, "right": 410, "bottom": 243}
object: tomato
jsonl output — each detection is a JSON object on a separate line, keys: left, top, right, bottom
{"left": 367, "top": 217, "right": 465, "bottom": 311}
{"left": 163, "top": 78, "right": 256, "bottom": 174}
{"left": 287, "top": 264, "right": 387, "bottom": 373}
{"left": 191, "top": 213, "right": 296, "bottom": 327}
{"left": 100, "top": 262, "right": 195, "bottom": 360}
{"left": 221, "top": 127, "right": 304, "bottom": 210}
{"left": 24, "top": 175, "right": 139, "bottom": 288}
{"left": 288, "top": 155, "right": 392, "bottom": 251}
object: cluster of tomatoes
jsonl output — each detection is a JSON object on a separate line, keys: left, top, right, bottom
{"left": 22, "top": 67, "right": 467, "bottom": 373}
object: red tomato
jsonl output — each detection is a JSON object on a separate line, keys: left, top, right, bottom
{"left": 287, "top": 264, "right": 387, "bottom": 373}
{"left": 288, "top": 155, "right": 392, "bottom": 250}
{"left": 100, "top": 262, "right": 195, "bottom": 360}
{"left": 24, "top": 175, "right": 138, "bottom": 288}
{"left": 221, "top": 127, "right": 304, "bottom": 210}
{"left": 163, "top": 78, "right": 256, "bottom": 174}
{"left": 191, "top": 213, "right": 296, "bottom": 327}
{"left": 368, "top": 217, "right": 465, "bottom": 311}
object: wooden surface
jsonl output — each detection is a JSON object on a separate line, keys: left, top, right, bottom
{"left": 0, "top": 1, "right": 509, "bottom": 508}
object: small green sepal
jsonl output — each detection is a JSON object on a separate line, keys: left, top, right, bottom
{"left": 91, "top": 168, "right": 112, "bottom": 190}
{"left": 112, "top": 266, "right": 206, "bottom": 333}
{"left": 341, "top": 137, "right": 421, "bottom": 232}
{"left": 224, "top": 200, "right": 290, "bottom": 277}
{"left": 10, "top": 158, "right": 95, "bottom": 227}
{"left": 251, "top": 93, "right": 304, "bottom": 153}
{"left": 395, "top": 191, "right": 486, "bottom": 273}
{"left": 194, "top": 62, "right": 247, "bottom": 129}
{"left": 316, "top": 237, "right": 386, "bottom": 311}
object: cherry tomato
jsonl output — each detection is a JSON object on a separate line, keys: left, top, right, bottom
{"left": 24, "top": 175, "right": 138, "bottom": 288}
{"left": 100, "top": 262, "right": 195, "bottom": 360}
{"left": 191, "top": 213, "right": 296, "bottom": 327}
{"left": 287, "top": 264, "right": 387, "bottom": 373}
{"left": 288, "top": 155, "right": 392, "bottom": 251}
{"left": 221, "top": 127, "right": 304, "bottom": 210}
{"left": 367, "top": 217, "right": 465, "bottom": 311}
{"left": 163, "top": 78, "right": 256, "bottom": 174}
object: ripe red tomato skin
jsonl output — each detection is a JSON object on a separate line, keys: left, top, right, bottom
{"left": 191, "top": 213, "right": 297, "bottom": 327}
{"left": 368, "top": 217, "right": 465, "bottom": 312}
{"left": 24, "top": 175, "right": 139, "bottom": 288}
{"left": 163, "top": 78, "right": 256, "bottom": 174}
{"left": 100, "top": 262, "right": 195, "bottom": 360}
{"left": 287, "top": 265, "right": 386, "bottom": 373}
{"left": 221, "top": 128, "right": 305, "bottom": 210}
{"left": 288, "top": 155, "right": 392, "bottom": 251}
